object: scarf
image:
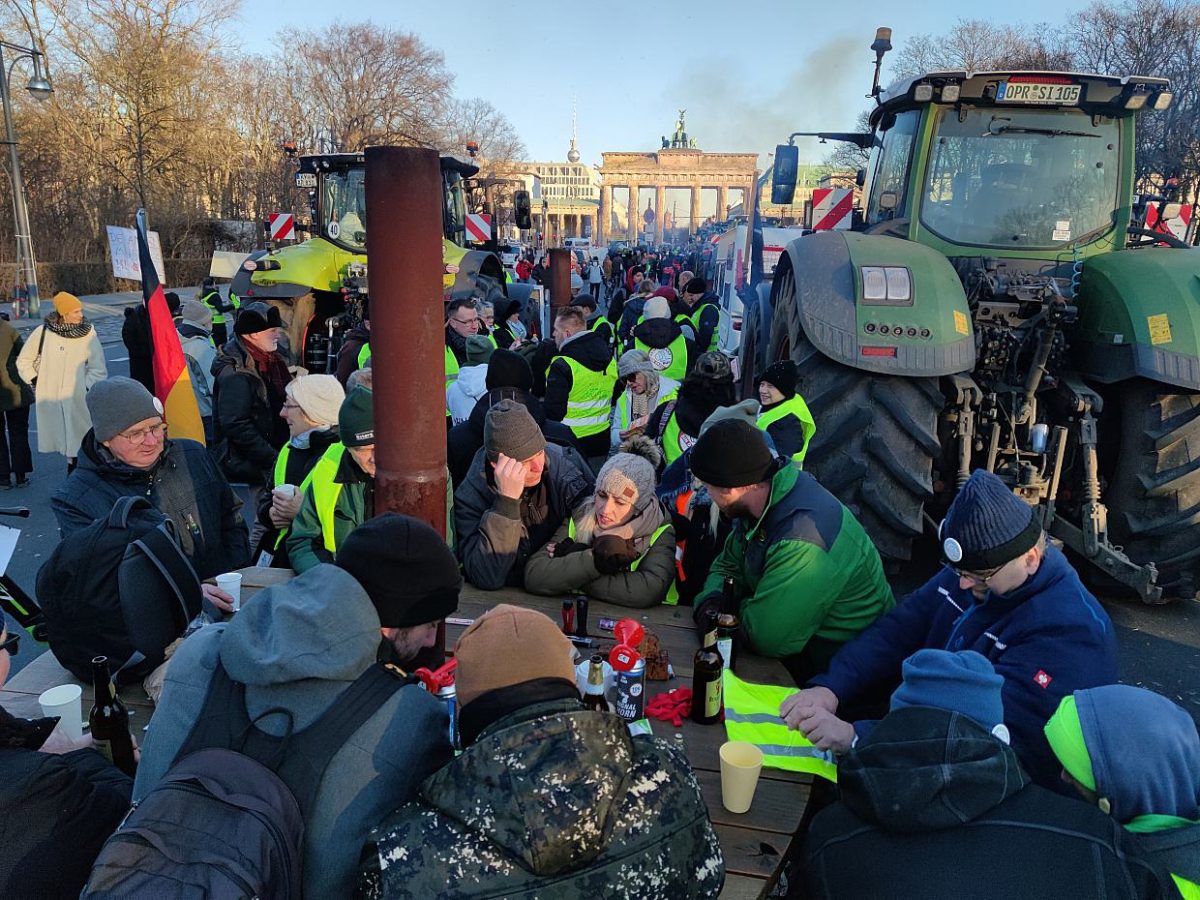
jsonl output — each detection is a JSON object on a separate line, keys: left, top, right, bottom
{"left": 508, "top": 318, "right": 527, "bottom": 340}
{"left": 242, "top": 338, "right": 291, "bottom": 405}
{"left": 572, "top": 495, "right": 665, "bottom": 555}
{"left": 44, "top": 313, "right": 93, "bottom": 339}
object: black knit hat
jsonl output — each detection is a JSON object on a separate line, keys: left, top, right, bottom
{"left": 757, "top": 360, "right": 798, "bottom": 399}
{"left": 683, "top": 277, "right": 707, "bottom": 295}
{"left": 940, "top": 470, "right": 1041, "bottom": 571}
{"left": 336, "top": 514, "right": 461, "bottom": 628}
{"left": 486, "top": 349, "right": 533, "bottom": 392}
{"left": 689, "top": 420, "right": 778, "bottom": 488}
{"left": 234, "top": 302, "right": 283, "bottom": 336}
{"left": 338, "top": 386, "right": 374, "bottom": 447}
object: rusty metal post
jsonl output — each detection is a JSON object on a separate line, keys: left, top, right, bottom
{"left": 548, "top": 247, "right": 572, "bottom": 309}
{"left": 365, "top": 147, "right": 450, "bottom": 664}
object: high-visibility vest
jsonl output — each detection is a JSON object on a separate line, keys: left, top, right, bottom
{"left": 757, "top": 394, "right": 817, "bottom": 468}
{"left": 358, "top": 342, "right": 372, "bottom": 368}
{"left": 483, "top": 330, "right": 499, "bottom": 349}
{"left": 1172, "top": 874, "right": 1199, "bottom": 900}
{"left": 614, "top": 387, "right": 678, "bottom": 433}
{"left": 660, "top": 405, "right": 695, "bottom": 466}
{"left": 553, "top": 356, "right": 616, "bottom": 438}
{"left": 567, "top": 519, "right": 678, "bottom": 604}
{"left": 681, "top": 302, "right": 719, "bottom": 353}
{"left": 722, "top": 670, "right": 839, "bottom": 782}
{"left": 308, "top": 443, "right": 348, "bottom": 553}
{"left": 634, "top": 333, "right": 688, "bottom": 381}
{"left": 271, "top": 442, "right": 328, "bottom": 550}
{"left": 445, "top": 346, "right": 460, "bottom": 387}
{"left": 199, "top": 290, "right": 226, "bottom": 325}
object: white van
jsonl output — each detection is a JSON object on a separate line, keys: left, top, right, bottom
{"left": 712, "top": 225, "right": 809, "bottom": 355}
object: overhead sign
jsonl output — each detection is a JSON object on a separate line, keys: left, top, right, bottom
{"left": 106, "top": 225, "right": 166, "bottom": 283}
{"left": 466, "top": 212, "right": 492, "bottom": 242}
{"left": 811, "top": 188, "right": 854, "bottom": 231}
{"left": 268, "top": 212, "right": 295, "bottom": 241}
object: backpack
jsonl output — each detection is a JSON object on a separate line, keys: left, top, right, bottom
{"left": 84, "top": 660, "right": 412, "bottom": 899}
{"left": 37, "top": 495, "right": 202, "bottom": 683}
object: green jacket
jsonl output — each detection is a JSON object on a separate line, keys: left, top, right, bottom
{"left": 361, "top": 698, "right": 724, "bottom": 899}
{"left": 700, "top": 463, "right": 893, "bottom": 660}
{"left": 286, "top": 450, "right": 371, "bottom": 573}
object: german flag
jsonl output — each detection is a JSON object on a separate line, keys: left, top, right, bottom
{"left": 136, "top": 209, "right": 205, "bottom": 444}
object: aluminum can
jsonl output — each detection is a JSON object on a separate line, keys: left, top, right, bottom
{"left": 613, "top": 658, "right": 646, "bottom": 722}
{"left": 436, "top": 683, "right": 459, "bottom": 751}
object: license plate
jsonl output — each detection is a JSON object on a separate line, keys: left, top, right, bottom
{"left": 295, "top": 173, "right": 317, "bottom": 188}
{"left": 996, "top": 81, "right": 1081, "bottom": 105}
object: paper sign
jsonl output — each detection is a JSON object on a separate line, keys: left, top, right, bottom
{"left": 0, "top": 524, "right": 19, "bottom": 576}
{"left": 209, "top": 251, "right": 252, "bottom": 280}
{"left": 954, "top": 310, "right": 970, "bottom": 335}
{"left": 106, "top": 225, "right": 166, "bottom": 283}
{"left": 1147, "top": 313, "right": 1173, "bottom": 346}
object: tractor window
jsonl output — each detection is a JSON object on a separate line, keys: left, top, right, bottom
{"left": 443, "top": 171, "right": 467, "bottom": 244}
{"left": 866, "top": 110, "right": 920, "bottom": 226}
{"left": 921, "top": 107, "right": 1120, "bottom": 248}
{"left": 322, "top": 168, "right": 366, "bottom": 250}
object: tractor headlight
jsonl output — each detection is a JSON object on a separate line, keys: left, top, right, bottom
{"left": 1124, "top": 91, "right": 1148, "bottom": 110}
{"left": 885, "top": 267, "right": 911, "bottom": 302}
{"left": 940, "top": 84, "right": 960, "bottom": 102}
{"left": 861, "top": 267, "right": 887, "bottom": 301}
{"left": 1152, "top": 90, "right": 1174, "bottom": 110}
{"left": 860, "top": 266, "right": 913, "bottom": 305}
{"left": 913, "top": 83, "right": 934, "bottom": 102}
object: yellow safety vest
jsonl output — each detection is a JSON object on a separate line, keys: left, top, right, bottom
{"left": 445, "top": 346, "right": 460, "bottom": 387}
{"left": 615, "top": 387, "right": 678, "bottom": 433}
{"left": 358, "top": 343, "right": 372, "bottom": 368}
{"left": 681, "top": 302, "right": 719, "bottom": 353}
{"left": 634, "top": 333, "right": 688, "bottom": 381}
{"left": 661, "top": 405, "right": 695, "bottom": 466}
{"left": 271, "top": 443, "right": 327, "bottom": 549}
{"left": 757, "top": 394, "right": 817, "bottom": 468}
{"left": 722, "top": 670, "right": 839, "bottom": 782}
{"left": 308, "top": 443, "right": 347, "bottom": 553}
{"left": 200, "top": 290, "right": 226, "bottom": 325}
{"left": 566, "top": 519, "right": 679, "bottom": 604}
{"left": 553, "top": 356, "right": 616, "bottom": 439}
{"left": 1172, "top": 874, "right": 1199, "bottom": 900}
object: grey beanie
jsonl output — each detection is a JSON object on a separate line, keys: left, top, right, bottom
{"left": 87, "top": 376, "right": 164, "bottom": 442}
{"left": 940, "top": 469, "right": 1040, "bottom": 571}
{"left": 700, "top": 399, "right": 762, "bottom": 436}
{"left": 617, "top": 348, "right": 653, "bottom": 379}
{"left": 466, "top": 334, "right": 496, "bottom": 366}
{"left": 180, "top": 299, "right": 213, "bottom": 330}
{"left": 595, "top": 436, "right": 661, "bottom": 511}
{"left": 484, "top": 398, "right": 546, "bottom": 462}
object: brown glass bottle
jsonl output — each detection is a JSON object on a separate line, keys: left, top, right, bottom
{"left": 691, "top": 609, "right": 723, "bottom": 724}
{"left": 90, "top": 656, "right": 137, "bottom": 777}
{"left": 582, "top": 654, "right": 610, "bottom": 712}
{"left": 716, "top": 613, "right": 740, "bottom": 672}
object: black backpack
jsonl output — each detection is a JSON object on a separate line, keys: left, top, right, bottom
{"left": 84, "top": 660, "right": 412, "bottom": 899}
{"left": 37, "top": 495, "right": 202, "bottom": 683}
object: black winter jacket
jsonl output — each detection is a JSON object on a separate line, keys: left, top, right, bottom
{"left": 804, "top": 707, "right": 1174, "bottom": 900}
{"left": 211, "top": 338, "right": 289, "bottom": 485}
{"left": 51, "top": 431, "right": 250, "bottom": 579}
{"left": 255, "top": 427, "right": 342, "bottom": 568}
{"left": 0, "top": 707, "right": 132, "bottom": 899}
{"left": 544, "top": 330, "right": 615, "bottom": 458}
{"left": 335, "top": 322, "right": 371, "bottom": 386}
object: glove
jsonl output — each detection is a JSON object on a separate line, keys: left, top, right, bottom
{"left": 646, "top": 688, "right": 692, "bottom": 727}
{"left": 593, "top": 535, "right": 639, "bottom": 575}
{"left": 693, "top": 593, "right": 722, "bottom": 639}
{"left": 552, "top": 538, "right": 588, "bottom": 558}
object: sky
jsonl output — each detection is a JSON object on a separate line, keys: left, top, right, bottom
{"left": 237, "top": 0, "right": 1093, "bottom": 167}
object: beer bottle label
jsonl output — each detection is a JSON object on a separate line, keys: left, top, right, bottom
{"left": 704, "top": 677, "right": 722, "bottom": 718}
{"left": 716, "top": 637, "right": 732, "bottom": 670}
{"left": 93, "top": 738, "right": 114, "bottom": 765}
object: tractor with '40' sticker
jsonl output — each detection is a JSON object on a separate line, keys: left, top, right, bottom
{"left": 754, "top": 27, "right": 1199, "bottom": 602}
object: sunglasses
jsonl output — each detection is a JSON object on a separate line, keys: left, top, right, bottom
{"left": 0, "top": 631, "right": 19, "bottom": 656}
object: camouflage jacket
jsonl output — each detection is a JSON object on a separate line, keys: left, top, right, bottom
{"left": 359, "top": 698, "right": 724, "bottom": 899}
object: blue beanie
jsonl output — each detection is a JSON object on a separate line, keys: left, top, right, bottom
{"left": 940, "top": 469, "right": 1040, "bottom": 571}
{"left": 891, "top": 649, "right": 1007, "bottom": 739}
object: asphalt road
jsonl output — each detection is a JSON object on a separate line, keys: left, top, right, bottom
{"left": 2, "top": 292, "right": 1196, "bottom": 726}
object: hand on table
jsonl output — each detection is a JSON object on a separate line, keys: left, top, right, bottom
{"left": 202, "top": 583, "right": 235, "bottom": 615}
{"left": 791, "top": 706, "right": 855, "bottom": 754}
{"left": 493, "top": 453, "right": 530, "bottom": 500}
{"left": 780, "top": 686, "right": 839, "bottom": 728}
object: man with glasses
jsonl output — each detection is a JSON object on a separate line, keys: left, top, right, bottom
{"left": 445, "top": 298, "right": 479, "bottom": 363}
{"left": 52, "top": 377, "right": 249, "bottom": 613}
{"left": 781, "top": 468, "right": 1118, "bottom": 792}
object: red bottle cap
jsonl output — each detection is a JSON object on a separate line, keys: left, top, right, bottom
{"left": 613, "top": 618, "right": 644, "bottom": 647}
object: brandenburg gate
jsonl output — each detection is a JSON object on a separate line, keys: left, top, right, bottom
{"left": 597, "top": 112, "right": 758, "bottom": 246}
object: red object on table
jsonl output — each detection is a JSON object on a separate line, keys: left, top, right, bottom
{"left": 645, "top": 687, "right": 693, "bottom": 726}
{"left": 414, "top": 657, "right": 457, "bottom": 692}
{"left": 609, "top": 618, "right": 646, "bottom": 672}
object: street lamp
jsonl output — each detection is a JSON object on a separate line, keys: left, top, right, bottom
{"left": 0, "top": 40, "right": 52, "bottom": 316}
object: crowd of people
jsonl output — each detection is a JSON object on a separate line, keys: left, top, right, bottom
{"left": 0, "top": 262, "right": 1195, "bottom": 900}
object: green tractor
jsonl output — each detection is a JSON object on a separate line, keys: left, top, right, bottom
{"left": 758, "top": 29, "right": 1198, "bottom": 602}
{"left": 231, "top": 151, "right": 533, "bottom": 371}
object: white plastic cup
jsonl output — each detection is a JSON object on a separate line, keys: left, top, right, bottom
{"left": 216, "top": 572, "right": 243, "bottom": 612}
{"left": 38, "top": 684, "right": 84, "bottom": 741}
{"left": 274, "top": 484, "right": 297, "bottom": 499}
{"left": 719, "top": 740, "right": 764, "bottom": 814}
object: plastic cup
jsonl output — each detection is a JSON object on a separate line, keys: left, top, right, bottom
{"left": 216, "top": 572, "right": 243, "bottom": 612}
{"left": 274, "top": 484, "right": 296, "bottom": 499}
{"left": 38, "top": 684, "right": 84, "bottom": 741}
{"left": 719, "top": 740, "right": 764, "bottom": 813}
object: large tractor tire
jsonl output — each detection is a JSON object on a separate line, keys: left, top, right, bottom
{"left": 1107, "top": 380, "right": 1200, "bottom": 601}
{"left": 768, "top": 268, "right": 944, "bottom": 561}
{"left": 737, "top": 296, "right": 766, "bottom": 398}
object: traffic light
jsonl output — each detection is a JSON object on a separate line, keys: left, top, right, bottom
{"left": 514, "top": 190, "right": 532, "bottom": 230}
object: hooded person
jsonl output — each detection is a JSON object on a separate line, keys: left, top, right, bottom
{"left": 493, "top": 298, "right": 527, "bottom": 350}
{"left": 176, "top": 299, "right": 217, "bottom": 439}
{"left": 446, "top": 349, "right": 582, "bottom": 488}
{"left": 454, "top": 399, "right": 594, "bottom": 590}
{"left": 286, "top": 385, "right": 376, "bottom": 573}
{"left": 360, "top": 605, "right": 724, "bottom": 899}
{"left": 210, "top": 302, "right": 292, "bottom": 487}
{"left": 254, "top": 374, "right": 346, "bottom": 568}
{"left": 646, "top": 350, "right": 736, "bottom": 466}
{"left": 611, "top": 348, "right": 679, "bottom": 451}
{"left": 803, "top": 650, "right": 1174, "bottom": 900}
{"left": 755, "top": 359, "right": 816, "bottom": 466}
{"left": 524, "top": 437, "right": 677, "bottom": 607}
{"left": 446, "top": 334, "right": 496, "bottom": 425}
{"left": 785, "top": 469, "right": 1119, "bottom": 792}
{"left": 544, "top": 305, "right": 618, "bottom": 462}
{"left": 133, "top": 514, "right": 459, "bottom": 899}
{"left": 1046, "top": 685, "right": 1200, "bottom": 895}
{"left": 626, "top": 294, "right": 692, "bottom": 382}
{"left": 16, "top": 291, "right": 107, "bottom": 470}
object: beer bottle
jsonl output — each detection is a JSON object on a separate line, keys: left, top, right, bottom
{"left": 719, "top": 575, "right": 738, "bottom": 615}
{"left": 582, "top": 654, "right": 610, "bottom": 712}
{"left": 716, "top": 613, "right": 740, "bottom": 673}
{"left": 89, "top": 656, "right": 137, "bottom": 777}
{"left": 691, "top": 609, "right": 723, "bottom": 724}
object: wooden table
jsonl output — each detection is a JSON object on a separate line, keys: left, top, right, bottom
{"left": 7, "top": 567, "right": 811, "bottom": 899}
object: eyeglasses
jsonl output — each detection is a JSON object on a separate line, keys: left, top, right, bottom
{"left": 943, "top": 561, "right": 1006, "bottom": 587}
{"left": 0, "top": 631, "right": 18, "bottom": 656}
{"left": 452, "top": 316, "right": 479, "bottom": 326}
{"left": 281, "top": 402, "right": 302, "bottom": 412}
{"left": 116, "top": 422, "right": 168, "bottom": 444}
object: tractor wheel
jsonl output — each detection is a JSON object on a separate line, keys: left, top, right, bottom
{"left": 1107, "top": 380, "right": 1200, "bottom": 601}
{"left": 769, "top": 268, "right": 944, "bottom": 562}
{"left": 737, "top": 295, "right": 766, "bottom": 398}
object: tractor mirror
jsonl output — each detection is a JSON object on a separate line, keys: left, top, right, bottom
{"left": 878, "top": 191, "right": 899, "bottom": 211}
{"left": 514, "top": 190, "right": 533, "bottom": 230}
{"left": 772, "top": 144, "right": 799, "bottom": 205}
{"left": 856, "top": 168, "right": 867, "bottom": 188}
